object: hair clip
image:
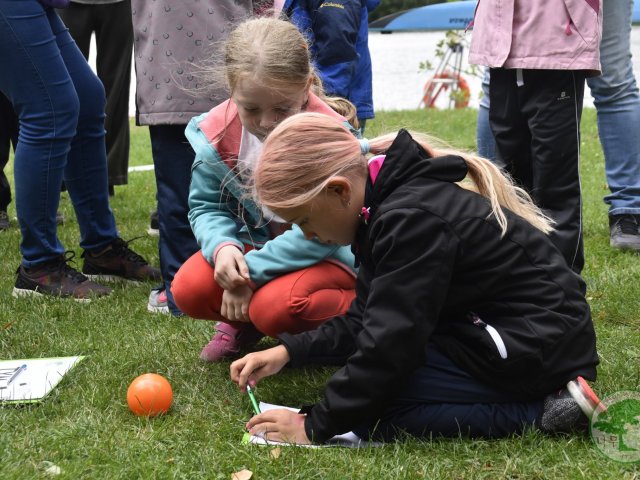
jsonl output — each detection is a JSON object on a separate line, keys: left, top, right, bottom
{"left": 360, "top": 206, "right": 370, "bottom": 224}
{"left": 359, "top": 138, "right": 370, "bottom": 155}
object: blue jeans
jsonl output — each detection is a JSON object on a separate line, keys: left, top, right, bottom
{"left": 149, "top": 125, "right": 200, "bottom": 316}
{"left": 476, "top": 67, "right": 496, "bottom": 161}
{"left": 353, "top": 347, "right": 542, "bottom": 441}
{"left": 477, "top": 1, "right": 640, "bottom": 216}
{"left": 586, "top": 0, "right": 640, "bottom": 216}
{"left": 0, "top": 0, "right": 117, "bottom": 267}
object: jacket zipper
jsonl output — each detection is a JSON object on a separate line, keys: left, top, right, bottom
{"left": 468, "top": 312, "right": 508, "bottom": 360}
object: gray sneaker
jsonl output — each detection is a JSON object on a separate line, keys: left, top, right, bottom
{"left": 147, "top": 287, "right": 169, "bottom": 314}
{"left": 13, "top": 252, "right": 112, "bottom": 302}
{"left": 609, "top": 214, "right": 640, "bottom": 251}
{"left": 539, "top": 376, "right": 604, "bottom": 434}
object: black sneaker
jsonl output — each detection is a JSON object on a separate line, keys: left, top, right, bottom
{"left": 539, "top": 376, "right": 604, "bottom": 434}
{"left": 148, "top": 210, "right": 159, "bottom": 236}
{"left": 13, "top": 252, "right": 112, "bottom": 302}
{"left": 609, "top": 214, "right": 640, "bottom": 251}
{"left": 82, "top": 237, "right": 161, "bottom": 283}
{"left": 0, "top": 210, "right": 10, "bottom": 230}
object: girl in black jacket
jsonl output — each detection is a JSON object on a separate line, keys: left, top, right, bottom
{"left": 230, "top": 112, "right": 602, "bottom": 445}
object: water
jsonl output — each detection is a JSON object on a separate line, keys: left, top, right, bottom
{"left": 95, "top": 29, "right": 640, "bottom": 116}
{"left": 369, "top": 29, "right": 640, "bottom": 111}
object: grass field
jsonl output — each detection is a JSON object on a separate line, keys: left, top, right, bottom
{"left": 0, "top": 110, "right": 639, "bottom": 479}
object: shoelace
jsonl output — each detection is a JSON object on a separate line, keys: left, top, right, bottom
{"left": 58, "top": 251, "right": 89, "bottom": 283}
{"left": 111, "top": 237, "right": 149, "bottom": 265}
{"left": 614, "top": 216, "right": 639, "bottom": 235}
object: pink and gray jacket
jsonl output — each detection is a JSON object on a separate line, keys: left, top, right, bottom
{"left": 469, "top": 0, "right": 602, "bottom": 74}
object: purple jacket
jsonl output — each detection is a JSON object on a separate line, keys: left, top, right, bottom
{"left": 469, "top": 0, "right": 602, "bottom": 74}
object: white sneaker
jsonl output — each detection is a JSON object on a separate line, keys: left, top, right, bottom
{"left": 147, "top": 287, "right": 169, "bottom": 314}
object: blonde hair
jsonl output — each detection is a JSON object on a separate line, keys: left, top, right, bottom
{"left": 255, "top": 113, "right": 555, "bottom": 235}
{"left": 223, "top": 17, "right": 358, "bottom": 127}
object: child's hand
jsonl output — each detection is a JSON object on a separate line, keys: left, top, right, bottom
{"left": 230, "top": 345, "right": 290, "bottom": 390}
{"left": 221, "top": 285, "right": 253, "bottom": 323}
{"left": 247, "top": 409, "right": 310, "bottom": 445}
{"left": 215, "top": 245, "right": 251, "bottom": 290}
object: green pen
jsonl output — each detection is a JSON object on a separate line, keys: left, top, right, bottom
{"left": 246, "top": 384, "right": 261, "bottom": 415}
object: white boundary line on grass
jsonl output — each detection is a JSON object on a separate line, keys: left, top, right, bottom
{"left": 128, "top": 165, "right": 155, "bottom": 172}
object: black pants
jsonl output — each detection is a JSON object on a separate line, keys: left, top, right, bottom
{"left": 489, "top": 68, "right": 586, "bottom": 273}
{"left": 58, "top": 0, "right": 133, "bottom": 186}
{"left": 353, "top": 347, "right": 542, "bottom": 441}
{"left": 150, "top": 125, "right": 200, "bottom": 315}
{"left": 0, "top": 92, "right": 18, "bottom": 211}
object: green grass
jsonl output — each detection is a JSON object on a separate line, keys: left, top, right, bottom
{"left": 1, "top": 111, "right": 639, "bottom": 479}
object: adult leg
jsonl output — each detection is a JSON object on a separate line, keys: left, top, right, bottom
{"left": 489, "top": 68, "right": 534, "bottom": 192}
{"left": 57, "top": 2, "right": 93, "bottom": 58}
{"left": 0, "top": 1, "right": 79, "bottom": 265}
{"left": 150, "top": 124, "right": 201, "bottom": 315}
{"left": 0, "top": 92, "right": 17, "bottom": 214}
{"left": 49, "top": 8, "right": 119, "bottom": 251}
{"left": 586, "top": 0, "right": 640, "bottom": 249}
{"left": 525, "top": 70, "right": 586, "bottom": 273}
{"left": 93, "top": 0, "right": 132, "bottom": 187}
{"left": 353, "top": 346, "right": 542, "bottom": 440}
{"left": 476, "top": 67, "right": 497, "bottom": 162}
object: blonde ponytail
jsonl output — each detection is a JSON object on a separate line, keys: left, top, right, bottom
{"left": 255, "top": 112, "right": 555, "bottom": 235}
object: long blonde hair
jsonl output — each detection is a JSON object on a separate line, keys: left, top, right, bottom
{"left": 223, "top": 17, "right": 358, "bottom": 126}
{"left": 255, "top": 113, "right": 555, "bottom": 235}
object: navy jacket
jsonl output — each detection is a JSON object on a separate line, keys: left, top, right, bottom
{"left": 284, "top": 0, "right": 378, "bottom": 120}
{"left": 280, "top": 130, "right": 599, "bottom": 443}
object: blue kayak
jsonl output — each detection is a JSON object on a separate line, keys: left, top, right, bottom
{"left": 370, "top": 0, "right": 640, "bottom": 33}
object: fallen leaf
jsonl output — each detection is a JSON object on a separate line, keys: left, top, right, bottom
{"left": 232, "top": 469, "right": 253, "bottom": 480}
{"left": 270, "top": 447, "right": 281, "bottom": 459}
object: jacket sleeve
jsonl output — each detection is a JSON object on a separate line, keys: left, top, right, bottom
{"left": 244, "top": 224, "right": 355, "bottom": 286}
{"left": 186, "top": 119, "right": 245, "bottom": 263}
{"left": 308, "top": 0, "right": 361, "bottom": 98}
{"left": 281, "top": 207, "right": 459, "bottom": 443}
{"left": 188, "top": 158, "right": 245, "bottom": 263}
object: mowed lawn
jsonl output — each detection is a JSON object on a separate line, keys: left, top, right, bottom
{"left": 0, "top": 109, "right": 639, "bottom": 479}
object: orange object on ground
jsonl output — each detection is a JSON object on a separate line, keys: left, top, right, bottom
{"left": 127, "top": 373, "right": 173, "bottom": 417}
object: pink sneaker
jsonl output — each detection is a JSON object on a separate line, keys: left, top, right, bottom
{"left": 199, "top": 322, "right": 264, "bottom": 362}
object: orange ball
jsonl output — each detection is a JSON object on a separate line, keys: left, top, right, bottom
{"left": 127, "top": 373, "right": 173, "bottom": 417}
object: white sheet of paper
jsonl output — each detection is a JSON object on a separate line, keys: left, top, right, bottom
{"left": 242, "top": 401, "right": 382, "bottom": 448}
{"left": 0, "top": 356, "right": 85, "bottom": 403}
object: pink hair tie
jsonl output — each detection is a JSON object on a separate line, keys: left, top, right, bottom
{"left": 360, "top": 206, "right": 370, "bottom": 224}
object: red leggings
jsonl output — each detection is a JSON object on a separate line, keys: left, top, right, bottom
{"left": 172, "top": 251, "right": 356, "bottom": 337}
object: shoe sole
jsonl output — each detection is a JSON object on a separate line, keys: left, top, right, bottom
{"left": 147, "top": 303, "right": 170, "bottom": 314}
{"left": 610, "top": 240, "right": 640, "bottom": 252}
{"left": 84, "top": 274, "right": 142, "bottom": 286}
{"left": 566, "top": 376, "right": 606, "bottom": 418}
{"left": 147, "top": 227, "right": 159, "bottom": 236}
{"left": 12, "top": 287, "right": 92, "bottom": 303}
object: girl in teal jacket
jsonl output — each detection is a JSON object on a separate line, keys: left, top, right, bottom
{"left": 172, "top": 17, "right": 358, "bottom": 362}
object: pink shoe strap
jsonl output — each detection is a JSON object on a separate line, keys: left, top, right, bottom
{"left": 214, "top": 321, "right": 245, "bottom": 339}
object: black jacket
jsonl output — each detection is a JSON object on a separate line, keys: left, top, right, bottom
{"left": 279, "top": 130, "right": 598, "bottom": 443}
